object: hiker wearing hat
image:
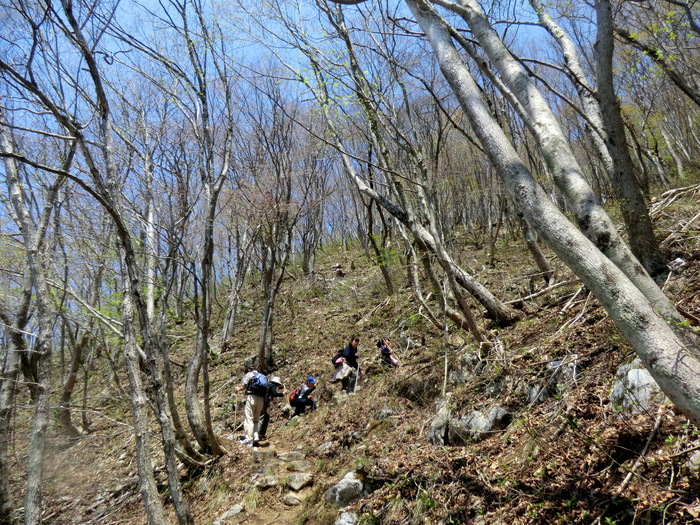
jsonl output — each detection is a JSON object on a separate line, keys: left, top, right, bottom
{"left": 293, "top": 376, "right": 317, "bottom": 417}
{"left": 259, "top": 376, "right": 284, "bottom": 440}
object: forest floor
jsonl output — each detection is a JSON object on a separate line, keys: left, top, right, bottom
{"left": 10, "top": 185, "right": 700, "bottom": 524}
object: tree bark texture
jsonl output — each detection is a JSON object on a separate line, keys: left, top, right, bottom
{"left": 595, "top": 0, "right": 665, "bottom": 276}
{"left": 406, "top": 0, "right": 700, "bottom": 426}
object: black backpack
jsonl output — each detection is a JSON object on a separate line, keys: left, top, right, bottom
{"left": 332, "top": 349, "right": 344, "bottom": 366}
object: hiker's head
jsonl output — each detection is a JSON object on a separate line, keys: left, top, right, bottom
{"left": 270, "top": 376, "right": 282, "bottom": 386}
{"left": 306, "top": 376, "right": 317, "bottom": 386}
{"left": 349, "top": 335, "right": 360, "bottom": 347}
{"left": 376, "top": 338, "right": 385, "bottom": 348}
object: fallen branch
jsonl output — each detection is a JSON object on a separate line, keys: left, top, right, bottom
{"left": 504, "top": 279, "right": 578, "bottom": 305}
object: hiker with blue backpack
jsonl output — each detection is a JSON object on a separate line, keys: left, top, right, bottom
{"left": 234, "top": 364, "right": 270, "bottom": 446}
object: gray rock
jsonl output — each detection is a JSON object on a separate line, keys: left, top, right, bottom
{"left": 448, "top": 351, "right": 480, "bottom": 386}
{"left": 324, "top": 470, "right": 365, "bottom": 507}
{"left": 335, "top": 511, "right": 359, "bottom": 525}
{"left": 610, "top": 357, "right": 667, "bottom": 416}
{"left": 278, "top": 450, "right": 306, "bottom": 462}
{"left": 251, "top": 474, "right": 278, "bottom": 489}
{"left": 488, "top": 406, "right": 511, "bottom": 430}
{"left": 253, "top": 448, "right": 277, "bottom": 463}
{"left": 281, "top": 493, "right": 302, "bottom": 506}
{"left": 448, "top": 406, "right": 511, "bottom": 445}
{"left": 427, "top": 395, "right": 452, "bottom": 446}
{"left": 316, "top": 441, "right": 339, "bottom": 456}
{"left": 682, "top": 451, "right": 700, "bottom": 476}
{"left": 213, "top": 504, "right": 243, "bottom": 525}
{"left": 376, "top": 405, "right": 395, "bottom": 420}
{"left": 287, "top": 472, "right": 313, "bottom": 491}
{"left": 330, "top": 390, "right": 349, "bottom": 405}
{"left": 547, "top": 355, "right": 578, "bottom": 394}
{"left": 256, "top": 462, "right": 279, "bottom": 475}
{"left": 527, "top": 383, "right": 550, "bottom": 404}
{"left": 287, "top": 460, "right": 313, "bottom": 472}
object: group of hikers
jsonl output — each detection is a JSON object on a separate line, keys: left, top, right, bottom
{"left": 234, "top": 335, "right": 399, "bottom": 447}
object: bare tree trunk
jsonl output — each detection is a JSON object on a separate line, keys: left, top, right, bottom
{"left": 1, "top": 106, "right": 66, "bottom": 524}
{"left": 518, "top": 211, "right": 553, "bottom": 286}
{"left": 221, "top": 228, "right": 254, "bottom": 348}
{"left": 121, "top": 292, "right": 170, "bottom": 525}
{"left": 0, "top": 286, "right": 30, "bottom": 524}
{"left": 595, "top": 0, "right": 665, "bottom": 275}
{"left": 405, "top": 0, "right": 700, "bottom": 426}
{"left": 366, "top": 197, "right": 395, "bottom": 295}
{"left": 528, "top": 0, "right": 615, "bottom": 178}
{"left": 434, "top": 0, "right": 675, "bottom": 319}
{"left": 57, "top": 330, "right": 85, "bottom": 438}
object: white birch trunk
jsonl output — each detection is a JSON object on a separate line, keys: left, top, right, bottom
{"left": 433, "top": 0, "right": 675, "bottom": 317}
{"left": 405, "top": 0, "right": 700, "bottom": 425}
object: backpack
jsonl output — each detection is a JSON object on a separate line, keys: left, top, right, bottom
{"left": 331, "top": 349, "right": 344, "bottom": 367}
{"left": 288, "top": 388, "right": 300, "bottom": 407}
{"left": 247, "top": 372, "right": 270, "bottom": 396}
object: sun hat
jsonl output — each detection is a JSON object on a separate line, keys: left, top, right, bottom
{"left": 307, "top": 376, "right": 317, "bottom": 384}
{"left": 270, "top": 376, "right": 282, "bottom": 385}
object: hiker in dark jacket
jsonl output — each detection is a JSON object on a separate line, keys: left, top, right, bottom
{"left": 377, "top": 337, "right": 399, "bottom": 368}
{"left": 332, "top": 336, "right": 361, "bottom": 393}
{"left": 259, "top": 376, "right": 284, "bottom": 440}
{"left": 293, "top": 376, "right": 317, "bottom": 416}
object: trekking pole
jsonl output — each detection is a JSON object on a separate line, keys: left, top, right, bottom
{"left": 233, "top": 391, "right": 239, "bottom": 438}
{"left": 353, "top": 359, "right": 360, "bottom": 393}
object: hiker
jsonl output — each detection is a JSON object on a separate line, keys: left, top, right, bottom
{"left": 332, "top": 335, "right": 361, "bottom": 394}
{"left": 293, "top": 376, "right": 317, "bottom": 416}
{"left": 259, "top": 376, "right": 284, "bottom": 440}
{"left": 377, "top": 337, "right": 399, "bottom": 368}
{"left": 234, "top": 364, "right": 269, "bottom": 446}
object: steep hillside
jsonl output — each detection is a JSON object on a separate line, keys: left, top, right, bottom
{"left": 16, "top": 186, "right": 700, "bottom": 524}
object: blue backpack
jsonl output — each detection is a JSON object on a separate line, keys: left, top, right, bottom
{"left": 247, "top": 372, "right": 270, "bottom": 396}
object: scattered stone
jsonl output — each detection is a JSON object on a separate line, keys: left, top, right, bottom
{"left": 429, "top": 396, "right": 511, "bottom": 446}
{"left": 329, "top": 390, "right": 349, "bottom": 405}
{"left": 287, "top": 472, "right": 313, "bottom": 491}
{"left": 335, "top": 511, "right": 359, "bottom": 525}
{"left": 376, "top": 405, "right": 395, "bottom": 420}
{"left": 213, "top": 504, "right": 243, "bottom": 525}
{"left": 256, "top": 462, "right": 279, "bottom": 476}
{"left": 253, "top": 448, "right": 277, "bottom": 463}
{"left": 610, "top": 357, "right": 668, "bottom": 416}
{"left": 324, "top": 470, "right": 365, "bottom": 507}
{"left": 682, "top": 451, "right": 700, "bottom": 476}
{"left": 547, "top": 355, "right": 578, "bottom": 395}
{"left": 428, "top": 395, "right": 451, "bottom": 446}
{"left": 251, "top": 474, "right": 278, "bottom": 489}
{"left": 527, "top": 383, "right": 549, "bottom": 404}
{"left": 281, "top": 493, "right": 302, "bottom": 506}
{"left": 287, "top": 459, "right": 313, "bottom": 472}
{"left": 316, "top": 441, "right": 339, "bottom": 456}
{"left": 278, "top": 450, "right": 305, "bottom": 462}
{"left": 449, "top": 406, "right": 511, "bottom": 445}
